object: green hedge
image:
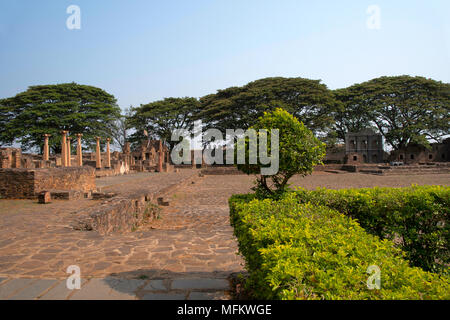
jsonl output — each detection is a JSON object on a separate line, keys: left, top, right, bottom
{"left": 294, "top": 185, "right": 449, "bottom": 273}
{"left": 229, "top": 193, "right": 450, "bottom": 300}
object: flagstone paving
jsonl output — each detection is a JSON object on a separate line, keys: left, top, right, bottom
{"left": 0, "top": 171, "right": 448, "bottom": 299}
{"left": 0, "top": 169, "right": 251, "bottom": 299}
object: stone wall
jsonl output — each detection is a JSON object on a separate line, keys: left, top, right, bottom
{"left": 0, "top": 148, "right": 22, "bottom": 168}
{"left": 72, "top": 195, "right": 160, "bottom": 235}
{"left": 72, "top": 169, "right": 200, "bottom": 235}
{"left": 0, "top": 169, "right": 35, "bottom": 198}
{"left": 33, "top": 167, "right": 95, "bottom": 194}
{"left": 0, "top": 167, "right": 95, "bottom": 199}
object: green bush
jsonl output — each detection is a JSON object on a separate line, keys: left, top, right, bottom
{"left": 294, "top": 185, "right": 449, "bottom": 274}
{"left": 236, "top": 108, "right": 325, "bottom": 198}
{"left": 229, "top": 193, "right": 450, "bottom": 300}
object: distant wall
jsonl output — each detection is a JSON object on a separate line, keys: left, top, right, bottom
{"left": 0, "top": 167, "right": 95, "bottom": 199}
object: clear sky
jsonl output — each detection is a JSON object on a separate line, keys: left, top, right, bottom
{"left": 0, "top": 0, "right": 448, "bottom": 110}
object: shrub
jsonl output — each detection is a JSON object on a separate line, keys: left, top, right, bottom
{"left": 236, "top": 108, "right": 325, "bottom": 198}
{"left": 294, "top": 185, "right": 450, "bottom": 274}
{"left": 229, "top": 193, "right": 450, "bottom": 300}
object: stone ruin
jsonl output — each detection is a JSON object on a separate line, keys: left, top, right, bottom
{"left": 389, "top": 138, "right": 450, "bottom": 165}
{"left": 345, "top": 129, "right": 384, "bottom": 164}
{"left": 0, "top": 132, "right": 175, "bottom": 174}
{"left": 0, "top": 131, "right": 176, "bottom": 199}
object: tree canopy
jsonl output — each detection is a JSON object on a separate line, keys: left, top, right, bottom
{"left": 198, "top": 77, "right": 341, "bottom": 137}
{"left": 0, "top": 83, "right": 121, "bottom": 153}
{"left": 334, "top": 76, "right": 450, "bottom": 150}
{"left": 127, "top": 97, "right": 201, "bottom": 151}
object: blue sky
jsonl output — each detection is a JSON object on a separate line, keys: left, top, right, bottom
{"left": 0, "top": 0, "right": 448, "bottom": 110}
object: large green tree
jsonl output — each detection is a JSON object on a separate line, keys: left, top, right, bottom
{"left": 332, "top": 87, "right": 374, "bottom": 142}
{"left": 198, "top": 77, "right": 341, "bottom": 137}
{"left": 335, "top": 76, "right": 449, "bottom": 150}
{"left": 128, "top": 97, "right": 200, "bottom": 151}
{"left": 0, "top": 83, "right": 121, "bottom": 153}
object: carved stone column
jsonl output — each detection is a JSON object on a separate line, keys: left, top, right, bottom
{"left": 106, "top": 138, "right": 111, "bottom": 168}
{"left": 61, "top": 131, "right": 68, "bottom": 167}
{"left": 76, "top": 134, "right": 83, "bottom": 167}
{"left": 43, "top": 134, "right": 51, "bottom": 161}
{"left": 95, "top": 137, "right": 102, "bottom": 169}
{"left": 66, "top": 137, "right": 72, "bottom": 167}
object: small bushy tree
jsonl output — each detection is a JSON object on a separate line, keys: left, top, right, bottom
{"left": 237, "top": 108, "right": 326, "bottom": 198}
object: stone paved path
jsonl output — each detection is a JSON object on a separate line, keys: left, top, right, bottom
{"left": 0, "top": 171, "right": 252, "bottom": 299}
{"left": 0, "top": 171, "right": 448, "bottom": 299}
{"left": 0, "top": 276, "right": 231, "bottom": 300}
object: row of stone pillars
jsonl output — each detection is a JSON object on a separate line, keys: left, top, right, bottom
{"left": 43, "top": 132, "right": 112, "bottom": 169}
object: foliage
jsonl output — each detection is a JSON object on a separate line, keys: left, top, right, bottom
{"left": 0, "top": 83, "right": 121, "bottom": 153}
{"left": 236, "top": 108, "right": 326, "bottom": 197}
{"left": 334, "top": 76, "right": 450, "bottom": 150}
{"left": 127, "top": 97, "right": 200, "bottom": 151}
{"left": 198, "top": 77, "right": 341, "bottom": 137}
{"left": 294, "top": 185, "right": 450, "bottom": 274}
{"left": 332, "top": 87, "right": 375, "bottom": 141}
{"left": 229, "top": 193, "right": 450, "bottom": 300}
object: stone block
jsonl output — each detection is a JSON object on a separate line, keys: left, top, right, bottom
{"left": 38, "top": 191, "right": 51, "bottom": 204}
{"left": 92, "top": 192, "right": 116, "bottom": 200}
{"left": 0, "top": 279, "right": 35, "bottom": 299}
{"left": 9, "top": 279, "right": 57, "bottom": 300}
{"left": 50, "top": 190, "right": 82, "bottom": 200}
{"left": 157, "top": 197, "right": 169, "bottom": 206}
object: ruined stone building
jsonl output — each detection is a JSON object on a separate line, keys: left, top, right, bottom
{"left": 128, "top": 140, "right": 172, "bottom": 172}
{"left": 0, "top": 148, "right": 22, "bottom": 168}
{"left": 389, "top": 138, "right": 450, "bottom": 165}
{"left": 344, "top": 129, "right": 384, "bottom": 164}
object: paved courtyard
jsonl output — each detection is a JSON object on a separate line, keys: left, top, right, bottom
{"left": 0, "top": 171, "right": 448, "bottom": 299}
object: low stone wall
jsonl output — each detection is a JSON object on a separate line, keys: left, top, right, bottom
{"left": 72, "top": 194, "right": 160, "bottom": 235}
{"left": 0, "top": 167, "right": 95, "bottom": 199}
{"left": 72, "top": 170, "right": 201, "bottom": 235}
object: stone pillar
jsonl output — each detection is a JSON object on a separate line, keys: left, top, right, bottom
{"left": 95, "top": 137, "right": 102, "bottom": 169}
{"left": 61, "top": 131, "right": 68, "bottom": 167}
{"left": 76, "top": 134, "right": 83, "bottom": 167}
{"left": 106, "top": 138, "right": 111, "bottom": 168}
{"left": 158, "top": 140, "right": 163, "bottom": 172}
{"left": 66, "top": 137, "right": 72, "bottom": 167}
{"left": 43, "top": 134, "right": 51, "bottom": 161}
